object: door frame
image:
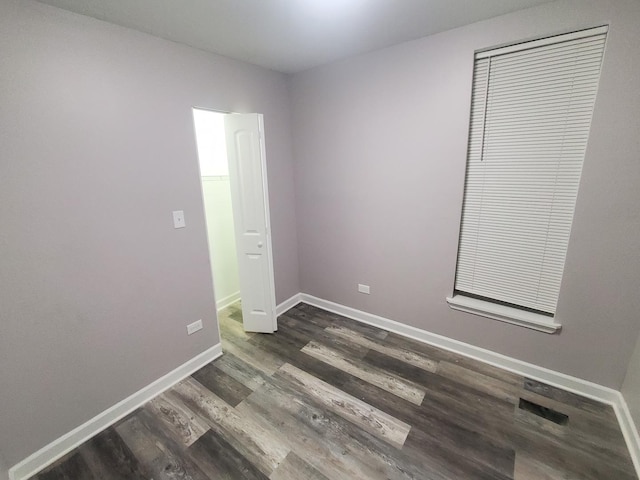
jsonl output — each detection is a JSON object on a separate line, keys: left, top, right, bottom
{"left": 191, "top": 107, "right": 277, "bottom": 332}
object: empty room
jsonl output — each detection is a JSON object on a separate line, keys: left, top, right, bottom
{"left": 2, "top": 0, "right": 640, "bottom": 478}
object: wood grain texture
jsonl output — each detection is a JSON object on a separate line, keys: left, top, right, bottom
{"left": 276, "top": 362, "right": 412, "bottom": 448}
{"left": 32, "top": 302, "right": 637, "bottom": 480}
{"left": 301, "top": 340, "right": 426, "bottom": 405}
{"left": 269, "top": 452, "right": 329, "bottom": 480}
{"left": 192, "top": 362, "right": 253, "bottom": 407}
{"left": 144, "top": 392, "right": 209, "bottom": 447}
{"left": 172, "top": 377, "right": 290, "bottom": 476}
{"left": 326, "top": 324, "right": 438, "bottom": 372}
{"left": 188, "top": 429, "right": 269, "bottom": 480}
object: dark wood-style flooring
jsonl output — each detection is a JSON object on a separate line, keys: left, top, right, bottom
{"left": 33, "top": 303, "right": 637, "bottom": 479}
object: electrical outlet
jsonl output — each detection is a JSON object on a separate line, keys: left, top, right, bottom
{"left": 187, "top": 319, "right": 203, "bottom": 335}
{"left": 358, "top": 284, "right": 370, "bottom": 294}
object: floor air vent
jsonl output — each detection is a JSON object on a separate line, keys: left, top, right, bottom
{"left": 519, "top": 398, "right": 569, "bottom": 425}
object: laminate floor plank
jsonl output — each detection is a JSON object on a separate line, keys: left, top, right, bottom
{"left": 239, "top": 381, "right": 434, "bottom": 480}
{"left": 172, "top": 377, "right": 290, "bottom": 476}
{"left": 403, "top": 426, "right": 514, "bottom": 480}
{"left": 145, "top": 392, "right": 209, "bottom": 447}
{"left": 246, "top": 330, "right": 355, "bottom": 389}
{"left": 133, "top": 408, "right": 212, "bottom": 480}
{"left": 278, "top": 314, "right": 370, "bottom": 359}
{"left": 36, "top": 452, "right": 95, "bottom": 480}
{"left": 192, "top": 362, "right": 253, "bottom": 407}
{"left": 338, "top": 374, "right": 516, "bottom": 478}
{"left": 32, "top": 302, "right": 638, "bottom": 480}
{"left": 325, "top": 324, "right": 438, "bottom": 372}
{"left": 524, "top": 378, "right": 617, "bottom": 417}
{"left": 362, "top": 349, "right": 516, "bottom": 426}
{"left": 301, "top": 340, "right": 426, "bottom": 405}
{"left": 187, "top": 429, "right": 269, "bottom": 480}
{"left": 219, "top": 313, "right": 255, "bottom": 342}
{"left": 269, "top": 452, "right": 329, "bottom": 480}
{"left": 213, "top": 351, "right": 272, "bottom": 391}
{"left": 275, "top": 362, "right": 412, "bottom": 448}
{"left": 517, "top": 388, "right": 631, "bottom": 460}
{"left": 221, "top": 336, "right": 284, "bottom": 376}
{"left": 78, "top": 426, "right": 153, "bottom": 480}
{"left": 437, "top": 360, "right": 520, "bottom": 404}
{"left": 236, "top": 385, "right": 384, "bottom": 480}
{"left": 289, "top": 304, "right": 389, "bottom": 341}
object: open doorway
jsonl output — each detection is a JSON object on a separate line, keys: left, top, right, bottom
{"left": 192, "top": 108, "right": 277, "bottom": 333}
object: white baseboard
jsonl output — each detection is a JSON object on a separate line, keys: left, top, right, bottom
{"left": 9, "top": 343, "right": 222, "bottom": 480}
{"left": 614, "top": 395, "right": 640, "bottom": 475}
{"left": 276, "top": 293, "right": 302, "bottom": 317}
{"left": 284, "top": 293, "right": 640, "bottom": 477}
{"left": 216, "top": 291, "right": 241, "bottom": 311}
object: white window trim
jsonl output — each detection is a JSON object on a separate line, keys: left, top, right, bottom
{"left": 447, "top": 294, "right": 561, "bottom": 334}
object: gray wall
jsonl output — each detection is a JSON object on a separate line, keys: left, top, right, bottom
{"left": 623, "top": 333, "right": 640, "bottom": 430}
{"left": 0, "top": 0, "right": 298, "bottom": 468}
{"left": 290, "top": 0, "right": 640, "bottom": 389}
{"left": 0, "top": 456, "right": 7, "bottom": 480}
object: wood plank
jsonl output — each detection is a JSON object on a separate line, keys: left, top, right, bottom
{"left": 213, "top": 351, "right": 272, "bottom": 391}
{"left": 114, "top": 413, "right": 166, "bottom": 468}
{"left": 221, "top": 336, "right": 284, "bottom": 376}
{"left": 362, "top": 349, "right": 516, "bottom": 431}
{"left": 275, "top": 362, "right": 411, "bottom": 448}
{"left": 238, "top": 382, "right": 428, "bottom": 480}
{"left": 437, "top": 360, "right": 520, "bottom": 403}
{"left": 247, "top": 329, "right": 356, "bottom": 389}
{"left": 291, "top": 304, "right": 389, "bottom": 340}
{"left": 116, "top": 411, "right": 210, "bottom": 480}
{"left": 301, "top": 340, "right": 426, "bottom": 405}
{"left": 145, "top": 391, "right": 209, "bottom": 447}
{"left": 518, "top": 388, "right": 631, "bottom": 458}
{"left": 403, "top": 427, "right": 513, "bottom": 480}
{"left": 192, "top": 362, "right": 253, "bottom": 407}
{"left": 524, "top": 378, "right": 615, "bottom": 416}
{"left": 510, "top": 418, "right": 638, "bottom": 480}
{"left": 172, "top": 377, "right": 290, "bottom": 476}
{"left": 188, "top": 429, "right": 269, "bottom": 480}
{"left": 338, "top": 374, "right": 516, "bottom": 478}
{"left": 219, "top": 313, "right": 254, "bottom": 341}
{"left": 35, "top": 452, "right": 95, "bottom": 480}
{"left": 325, "top": 324, "right": 437, "bottom": 372}
{"left": 514, "top": 450, "right": 576, "bottom": 480}
{"left": 269, "top": 452, "right": 329, "bottom": 480}
{"left": 278, "top": 314, "right": 370, "bottom": 359}
{"left": 236, "top": 391, "right": 382, "bottom": 480}
{"left": 78, "top": 427, "right": 153, "bottom": 480}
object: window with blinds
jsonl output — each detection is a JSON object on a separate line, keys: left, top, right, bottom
{"left": 452, "top": 27, "right": 607, "bottom": 324}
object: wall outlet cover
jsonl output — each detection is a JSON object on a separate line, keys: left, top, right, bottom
{"left": 187, "top": 319, "right": 203, "bottom": 335}
{"left": 173, "top": 210, "right": 186, "bottom": 229}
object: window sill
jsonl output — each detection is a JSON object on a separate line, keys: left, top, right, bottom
{"left": 446, "top": 295, "right": 562, "bottom": 334}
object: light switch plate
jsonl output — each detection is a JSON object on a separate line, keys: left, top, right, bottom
{"left": 173, "top": 210, "right": 186, "bottom": 229}
{"left": 358, "top": 284, "right": 370, "bottom": 294}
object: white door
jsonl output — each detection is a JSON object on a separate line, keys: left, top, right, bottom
{"left": 224, "top": 113, "right": 277, "bottom": 333}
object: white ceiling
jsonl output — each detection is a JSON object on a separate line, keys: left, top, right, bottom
{"left": 36, "top": 0, "right": 556, "bottom": 73}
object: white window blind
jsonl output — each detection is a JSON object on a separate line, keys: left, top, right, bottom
{"left": 454, "top": 27, "right": 607, "bottom": 316}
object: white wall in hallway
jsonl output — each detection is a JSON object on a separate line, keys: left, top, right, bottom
{"left": 202, "top": 177, "right": 240, "bottom": 308}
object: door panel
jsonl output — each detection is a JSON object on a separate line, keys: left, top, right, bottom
{"left": 224, "top": 113, "right": 276, "bottom": 333}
